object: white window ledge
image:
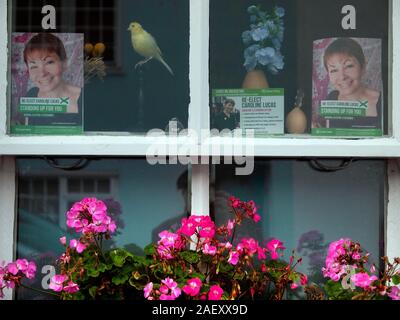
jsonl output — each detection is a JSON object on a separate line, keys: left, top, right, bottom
{"left": 1, "top": 135, "right": 400, "bottom": 157}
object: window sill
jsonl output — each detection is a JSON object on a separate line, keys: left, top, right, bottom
{"left": 0, "top": 134, "right": 400, "bottom": 157}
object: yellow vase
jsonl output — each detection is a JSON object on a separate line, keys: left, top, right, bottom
{"left": 242, "top": 70, "right": 269, "bottom": 89}
{"left": 286, "top": 106, "right": 307, "bottom": 134}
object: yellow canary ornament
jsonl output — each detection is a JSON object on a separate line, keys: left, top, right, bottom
{"left": 127, "top": 22, "right": 174, "bottom": 75}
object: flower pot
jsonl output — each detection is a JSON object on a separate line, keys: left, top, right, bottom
{"left": 242, "top": 70, "right": 269, "bottom": 89}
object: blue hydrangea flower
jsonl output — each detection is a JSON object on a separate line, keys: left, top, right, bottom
{"left": 243, "top": 5, "right": 285, "bottom": 74}
{"left": 247, "top": 5, "right": 258, "bottom": 14}
{"left": 271, "top": 38, "right": 281, "bottom": 50}
{"left": 275, "top": 7, "right": 285, "bottom": 18}
{"left": 255, "top": 47, "right": 276, "bottom": 66}
{"left": 250, "top": 26, "right": 269, "bottom": 41}
{"left": 242, "top": 30, "right": 252, "bottom": 45}
{"left": 244, "top": 44, "right": 261, "bottom": 71}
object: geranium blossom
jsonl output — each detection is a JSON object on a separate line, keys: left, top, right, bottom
{"left": 49, "top": 274, "right": 68, "bottom": 292}
{"left": 69, "top": 239, "right": 87, "bottom": 253}
{"left": 228, "top": 251, "right": 240, "bottom": 265}
{"left": 267, "top": 239, "right": 285, "bottom": 260}
{"left": 159, "top": 278, "right": 181, "bottom": 300}
{"left": 66, "top": 197, "right": 116, "bottom": 235}
{"left": 202, "top": 243, "right": 217, "bottom": 256}
{"left": 351, "top": 272, "right": 378, "bottom": 289}
{"left": 388, "top": 286, "right": 400, "bottom": 300}
{"left": 144, "top": 282, "right": 153, "bottom": 299}
{"left": 0, "top": 259, "right": 37, "bottom": 297}
{"left": 63, "top": 281, "right": 80, "bottom": 293}
{"left": 182, "top": 278, "right": 202, "bottom": 297}
{"left": 1, "top": 196, "right": 310, "bottom": 302}
{"left": 157, "top": 230, "right": 184, "bottom": 260}
{"left": 208, "top": 285, "right": 224, "bottom": 300}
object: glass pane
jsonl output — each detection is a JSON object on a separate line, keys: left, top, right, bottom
{"left": 9, "top": 0, "right": 189, "bottom": 135}
{"left": 19, "top": 178, "right": 30, "bottom": 194}
{"left": 211, "top": 159, "right": 384, "bottom": 291}
{"left": 32, "top": 178, "right": 44, "bottom": 195}
{"left": 15, "top": 158, "right": 188, "bottom": 299}
{"left": 67, "top": 178, "right": 80, "bottom": 192}
{"left": 97, "top": 178, "right": 111, "bottom": 193}
{"left": 82, "top": 178, "right": 95, "bottom": 192}
{"left": 209, "top": 0, "right": 389, "bottom": 137}
{"left": 47, "top": 178, "right": 59, "bottom": 195}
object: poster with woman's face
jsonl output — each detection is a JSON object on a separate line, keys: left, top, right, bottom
{"left": 311, "top": 37, "right": 383, "bottom": 137}
{"left": 10, "top": 32, "right": 84, "bottom": 135}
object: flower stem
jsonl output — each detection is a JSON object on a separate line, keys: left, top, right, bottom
{"left": 20, "top": 283, "right": 61, "bottom": 298}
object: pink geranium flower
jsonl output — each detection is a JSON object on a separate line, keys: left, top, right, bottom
{"left": 203, "top": 243, "right": 217, "bottom": 256}
{"left": 351, "top": 272, "right": 378, "bottom": 289}
{"left": 183, "top": 278, "right": 202, "bottom": 297}
{"left": 66, "top": 198, "right": 116, "bottom": 236}
{"left": 59, "top": 236, "right": 66, "bottom": 245}
{"left": 6, "top": 263, "right": 18, "bottom": 275}
{"left": 63, "top": 281, "right": 79, "bottom": 293}
{"left": 300, "top": 274, "right": 308, "bottom": 286}
{"left": 290, "top": 283, "right": 298, "bottom": 290}
{"left": 69, "top": 239, "right": 87, "bottom": 253}
{"left": 49, "top": 274, "right": 68, "bottom": 292}
{"left": 267, "top": 239, "right": 285, "bottom": 260}
{"left": 388, "top": 286, "right": 400, "bottom": 300}
{"left": 144, "top": 282, "right": 153, "bottom": 299}
{"left": 208, "top": 285, "right": 224, "bottom": 300}
{"left": 179, "top": 218, "right": 197, "bottom": 237}
{"left": 159, "top": 277, "right": 181, "bottom": 300}
{"left": 228, "top": 250, "right": 240, "bottom": 265}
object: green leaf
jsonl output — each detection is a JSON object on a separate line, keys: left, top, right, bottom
{"left": 89, "top": 286, "right": 98, "bottom": 299}
{"left": 128, "top": 272, "right": 149, "bottom": 290}
{"left": 112, "top": 273, "right": 130, "bottom": 285}
{"left": 190, "top": 272, "right": 206, "bottom": 282}
{"left": 87, "top": 266, "right": 100, "bottom": 278}
{"left": 392, "top": 274, "right": 400, "bottom": 285}
{"left": 109, "top": 248, "right": 134, "bottom": 267}
{"left": 179, "top": 251, "right": 200, "bottom": 264}
{"left": 323, "top": 280, "right": 357, "bottom": 300}
{"left": 144, "top": 244, "right": 156, "bottom": 256}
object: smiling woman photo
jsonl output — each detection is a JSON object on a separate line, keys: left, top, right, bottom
{"left": 23, "top": 33, "right": 81, "bottom": 114}
{"left": 324, "top": 38, "right": 380, "bottom": 117}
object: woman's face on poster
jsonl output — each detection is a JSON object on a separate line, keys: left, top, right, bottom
{"left": 26, "top": 50, "right": 65, "bottom": 95}
{"left": 326, "top": 53, "right": 364, "bottom": 96}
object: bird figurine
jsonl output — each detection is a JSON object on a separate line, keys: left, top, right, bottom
{"left": 127, "top": 22, "right": 174, "bottom": 75}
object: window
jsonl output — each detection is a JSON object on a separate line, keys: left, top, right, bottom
{"left": 19, "top": 176, "right": 59, "bottom": 224}
{"left": 15, "top": 157, "right": 188, "bottom": 299}
{"left": 0, "top": 0, "right": 400, "bottom": 302}
{"left": 210, "top": 0, "right": 389, "bottom": 137}
{"left": 8, "top": 0, "right": 190, "bottom": 133}
{"left": 211, "top": 159, "right": 385, "bottom": 285}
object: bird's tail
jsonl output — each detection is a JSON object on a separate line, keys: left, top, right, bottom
{"left": 157, "top": 56, "right": 174, "bottom": 76}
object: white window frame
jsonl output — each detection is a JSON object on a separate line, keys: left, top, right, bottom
{"left": 1, "top": 0, "right": 400, "bottom": 300}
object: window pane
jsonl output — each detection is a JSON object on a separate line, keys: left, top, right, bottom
{"left": 32, "top": 178, "right": 44, "bottom": 195}
{"left": 67, "top": 178, "right": 80, "bottom": 192}
{"left": 82, "top": 178, "right": 95, "bottom": 192}
{"left": 97, "top": 178, "right": 111, "bottom": 193}
{"left": 47, "top": 178, "right": 59, "bottom": 195}
{"left": 211, "top": 159, "right": 384, "bottom": 289}
{"left": 15, "top": 158, "right": 188, "bottom": 299}
{"left": 19, "top": 178, "right": 30, "bottom": 194}
{"left": 9, "top": 0, "right": 189, "bottom": 134}
{"left": 210, "top": 0, "right": 389, "bottom": 137}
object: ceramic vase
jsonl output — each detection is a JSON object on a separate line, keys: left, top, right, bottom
{"left": 242, "top": 70, "right": 269, "bottom": 89}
